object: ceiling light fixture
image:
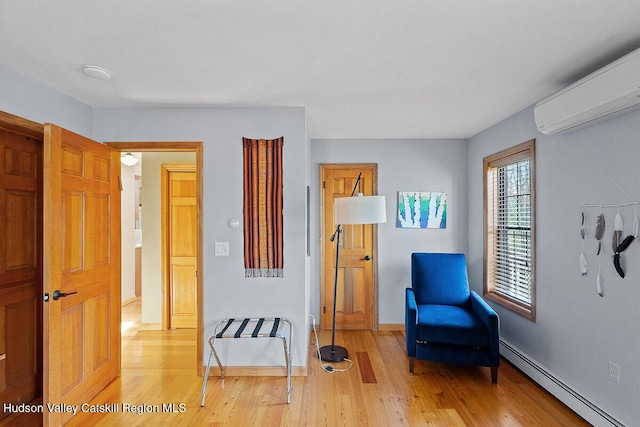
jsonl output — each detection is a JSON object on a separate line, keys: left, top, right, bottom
{"left": 82, "top": 65, "right": 111, "bottom": 80}
{"left": 120, "top": 153, "right": 139, "bottom": 166}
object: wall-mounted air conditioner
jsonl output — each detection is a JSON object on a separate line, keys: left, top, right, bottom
{"left": 534, "top": 47, "right": 640, "bottom": 135}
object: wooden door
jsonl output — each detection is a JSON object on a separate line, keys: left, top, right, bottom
{"left": 163, "top": 166, "right": 197, "bottom": 329}
{"left": 0, "top": 126, "right": 42, "bottom": 421}
{"left": 43, "top": 124, "right": 121, "bottom": 426}
{"left": 321, "top": 165, "right": 378, "bottom": 330}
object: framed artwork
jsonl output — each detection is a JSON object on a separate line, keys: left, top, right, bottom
{"left": 397, "top": 191, "right": 447, "bottom": 229}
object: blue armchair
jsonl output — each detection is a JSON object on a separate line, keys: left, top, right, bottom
{"left": 405, "top": 253, "right": 500, "bottom": 383}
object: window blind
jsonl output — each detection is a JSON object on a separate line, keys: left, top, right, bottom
{"left": 487, "top": 159, "right": 532, "bottom": 307}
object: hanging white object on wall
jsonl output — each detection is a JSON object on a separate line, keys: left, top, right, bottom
{"left": 579, "top": 174, "right": 640, "bottom": 296}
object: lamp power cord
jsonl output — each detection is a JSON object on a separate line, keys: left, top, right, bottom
{"left": 309, "top": 314, "right": 352, "bottom": 373}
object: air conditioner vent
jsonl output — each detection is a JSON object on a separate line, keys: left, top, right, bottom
{"left": 534, "top": 48, "right": 640, "bottom": 134}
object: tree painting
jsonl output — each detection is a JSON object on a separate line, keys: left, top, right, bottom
{"left": 397, "top": 192, "right": 447, "bottom": 229}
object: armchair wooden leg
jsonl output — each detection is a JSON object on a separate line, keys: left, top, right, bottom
{"left": 491, "top": 366, "right": 498, "bottom": 384}
{"left": 409, "top": 357, "right": 415, "bottom": 374}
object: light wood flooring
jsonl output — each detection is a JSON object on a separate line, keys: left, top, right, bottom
{"left": 5, "top": 299, "right": 589, "bottom": 426}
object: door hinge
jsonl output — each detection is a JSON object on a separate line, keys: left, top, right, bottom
{"left": 322, "top": 181, "right": 325, "bottom": 189}
{"left": 323, "top": 306, "right": 326, "bottom": 314}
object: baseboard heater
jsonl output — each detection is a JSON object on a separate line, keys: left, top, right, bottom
{"left": 500, "top": 339, "right": 625, "bottom": 427}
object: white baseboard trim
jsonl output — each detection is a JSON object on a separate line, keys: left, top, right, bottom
{"left": 500, "top": 338, "right": 625, "bottom": 427}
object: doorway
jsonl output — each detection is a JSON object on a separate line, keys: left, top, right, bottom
{"left": 106, "top": 142, "right": 204, "bottom": 373}
{"left": 319, "top": 163, "right": 380, "bottom": 331}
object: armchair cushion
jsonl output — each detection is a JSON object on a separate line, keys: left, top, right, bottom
{"left": 416, "top": 305, "right": 489, "bottom": 347}
{"left": 411, "top": 253, "right": 470, "bottom": 306}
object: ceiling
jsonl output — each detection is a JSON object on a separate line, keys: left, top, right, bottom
{"left": 1, "top": 1, "right": 640, "bottom": 139}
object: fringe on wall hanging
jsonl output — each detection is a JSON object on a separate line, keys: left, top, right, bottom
{"left": 580, "top": 174, "right": 638, "bottom": 296}
{"left": 243, "top": 137, "right": 284, "bottom": 278}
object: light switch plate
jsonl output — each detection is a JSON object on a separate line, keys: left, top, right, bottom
{"left": 214, "top": 242, "right": 229, "bottom": 256}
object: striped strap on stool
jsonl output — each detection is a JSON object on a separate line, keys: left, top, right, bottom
{"left": 216, "top": 318, "right": 281, "bottom": 339}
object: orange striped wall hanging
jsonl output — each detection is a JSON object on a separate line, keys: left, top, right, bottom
{"left": 242, "top": 137, "right": 284, "bottom": 277}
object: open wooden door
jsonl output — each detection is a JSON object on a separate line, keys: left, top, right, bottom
{"left": 43, "top": 124, "right": 121, "bottom": 426}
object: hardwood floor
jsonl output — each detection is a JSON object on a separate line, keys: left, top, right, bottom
{"left": 4, "top": 299, "right": 589, "bottom": 426}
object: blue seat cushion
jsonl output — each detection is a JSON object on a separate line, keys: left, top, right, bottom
{"left": 416, "top": 305, "right": 489, "bottom": 347}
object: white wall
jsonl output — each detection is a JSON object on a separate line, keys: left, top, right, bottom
{"left": 93, "top": 107, "right": 310, "bottom": 368}
{"left": 139, "top": 151, "right": 196, "bottom": 324}
{"left": 0, "top": 64, "right": 93, "bottom": 136}
{"left": 120, "top": 161, "right": 137, "bottom": 303}
{"left": 468, "top": 106, "right": 640, "bottom": 425}
{"left": 310, "top": 138, "right": 469, "bottom": 325}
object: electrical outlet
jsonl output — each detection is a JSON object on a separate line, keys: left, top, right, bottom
{"left": 608, "top": 361, "right": 621, "bottom": 384}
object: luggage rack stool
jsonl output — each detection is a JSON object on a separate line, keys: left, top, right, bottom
{"left": 200, "top": 317, "right": 292, "bottom": 406}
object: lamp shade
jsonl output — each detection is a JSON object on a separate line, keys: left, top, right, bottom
{"left": 334, "top": 195, "right": 387, "bottom": 224}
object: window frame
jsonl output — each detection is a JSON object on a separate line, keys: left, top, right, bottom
{"left": 483, "top": 139, "right": 536, "bottom": 321}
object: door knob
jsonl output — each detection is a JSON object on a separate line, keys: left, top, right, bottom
{"left": 52, "top": 290, "right": 78, "bottom": 301}
{"left": 361, "top": 255, "right": 371, "bottom": 261}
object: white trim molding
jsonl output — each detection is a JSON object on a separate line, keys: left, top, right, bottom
{"left": 500, "top": 339, "right": 625, "bottom": 427}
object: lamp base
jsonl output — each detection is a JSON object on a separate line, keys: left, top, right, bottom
{"left": 319, "top": 345, "right": 348, "bottom": 362}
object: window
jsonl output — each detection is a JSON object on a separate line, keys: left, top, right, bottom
{"left": 483, "top": 140, "right": 535, "bottom": 321}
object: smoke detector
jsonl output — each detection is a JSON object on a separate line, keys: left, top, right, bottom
{"left": 82, "top": 65, "right": 111, "bottom": 80}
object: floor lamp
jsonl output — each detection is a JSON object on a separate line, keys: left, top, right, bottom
{"left": 319, "top": 178, "right": 386, "bottom": 363}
